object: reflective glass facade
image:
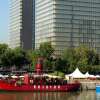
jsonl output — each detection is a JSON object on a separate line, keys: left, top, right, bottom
{"left": 35, "top": 0, "right": 100, "bottom": 54}
{"left": 9, "top": 0, "right": 35, "bottom": 50}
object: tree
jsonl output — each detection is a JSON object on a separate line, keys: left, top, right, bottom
{"left": 1, "top": 46, "right": 35, "bottom": 70}
{"left": 32, "top": 42, "right": 54, "bottom": 71}
{"left": 0, "top": 44, "right": 8, "bottom": 55}
{"left": 53, "top": 58, "right": 67, "bottom": 72}
{"left": 1, "top": 48, "right": 15, "bottom": 67}
{"left": 87, "top": 50, "right": 99, "bottom": 65}
{"left": 0, "top": 44, "right": 8, "bottom": 66}
{"left": 13, "top": 48, "right": 26, "bottom": 68}
{"left": 62, "top": 48, "right": 77, "bottom": 68}
{"left": 75, "top": 46, "right": 89, "bottom": 67}
{"left": 39, "top": 42, "right": 54, "bottom": 58}
{"left": 75, "top": 46, "right": 99, "bottom": 67}
{"left": 30, "top": 50, "right": 40, "bottom": 71}
{"left": 25, "top": 50, "right": 33, "bottom": 65}
{"left": 43, "top": 59, "right": 52, "bottom": 71}
{"left": 62, "top": 46, "right": 100, "bottom": 73}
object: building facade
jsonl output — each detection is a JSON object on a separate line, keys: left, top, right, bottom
{"left": 9, "top": 0, "right": 35, "bottom": 50}
{"left": 35, "top": 0, "right": 100, "bottom": 55}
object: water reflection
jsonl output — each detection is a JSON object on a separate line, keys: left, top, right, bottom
{"left": 96, "top": 93, "right": 100, "bottom": 100}
{"left": 0, "top": 91, "right": 96, "bottom": 100}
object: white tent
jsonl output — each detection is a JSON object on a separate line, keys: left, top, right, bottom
{"left": 19, "top": 75, "right": 24, "bottom": 78}
{"left": 89, "top": 74, "right": 96, "bottom": 78}
{"left": 66, "top": 68, "right": 86, "bottom": 78}
{"left": 0, "top": 74, "right": 3, "bottom": 77}
{"left": 11, "top": 75, "right": 18, "bottom": 78}
{"left": 95, "top": 75, "right": 100, "bottom": 78}
{"left": 85, "top": 72, "right": 96, "bottom": 78}
{"left": 43, "top": 74, "right": 61, "bottom": 78}
{"left": 3, "top": 75, "right": 9, "bottom": 78}
{"left": 85, "top": 72, "right": 90, "bottom": 78}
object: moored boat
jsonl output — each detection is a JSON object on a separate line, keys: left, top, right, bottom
{"left": 0, "top": 58, "right": 80, "bottom": 92}
{"left": 0, "top": 80, "right": 80, "bottom": 92}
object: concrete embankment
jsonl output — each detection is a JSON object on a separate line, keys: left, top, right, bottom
{"left": 70, "top": 79, "right": 100, "bottom": 90}
{"left": 80, "top": 82, "right": 97, "bottom": 90}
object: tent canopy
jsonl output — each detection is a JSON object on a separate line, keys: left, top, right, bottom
{"left": 66, "top": 68, "right": 86, "bottom": 78}
{"left": 85, "top": 72, "right": 90, "bottom": 78}
{"left": 0, "top": 74, "right": 3, "bottom": 77}
{"left": 43, "top": 74, "right": 61, "bottom": 78}
{"left": 85, "top": 72, "right": 96, "bottom": 78}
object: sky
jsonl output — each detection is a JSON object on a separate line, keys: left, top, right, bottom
{"left": 0, "top": 0, "right": 9, "bottom": 43}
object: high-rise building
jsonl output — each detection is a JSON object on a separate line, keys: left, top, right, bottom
{"left": 9, "top": 0, "right": 35, "bottom": 50}
{"left": 35, "top": 0, "right": 100, "bottom": 55}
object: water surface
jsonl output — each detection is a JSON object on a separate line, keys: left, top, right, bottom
{"left": 0, "top": 91, "right": 97, "bottom": 100}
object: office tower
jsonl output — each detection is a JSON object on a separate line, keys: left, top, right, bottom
{"left": 9, "top": 0, "right": 35, "bottom": 50}
{"left": 35, "top": 0, "right": 100, "bottom": 55}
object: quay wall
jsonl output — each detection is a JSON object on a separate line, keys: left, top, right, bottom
{"left": 69, "top": 79, "right": 100, "bottom": 90}
{"left": 80, "top": 82, "right": 96, "bottom": 90}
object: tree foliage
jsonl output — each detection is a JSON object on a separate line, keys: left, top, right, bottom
{"left": 1, "top": 48, "right": 15, "bottom": 67}
{"left": 32, "top": 42, "right": 54, "bottom": 71}
{"left": 0, "top": 43, "right": 100, "bottom": 74}
{"left": 0, "top": 44, "right": 8, "bottom": 65}
{"left": 61, "top": 46, "right": 100, "bottom": 73}
{"left": 39, "top": 42, "right": 54, "bottom": 58}
{"left": 0, "top": 44, "right": 31, "bottom": 70}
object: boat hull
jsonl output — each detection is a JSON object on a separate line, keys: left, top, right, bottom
{"left": 0, "top": 81, "right": 80, "bottom": 92}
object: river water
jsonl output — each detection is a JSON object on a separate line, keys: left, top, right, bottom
{"left": 0, "top": 91, "right": 98, "bottom": 100}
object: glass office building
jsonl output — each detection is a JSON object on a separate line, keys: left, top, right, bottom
{"left": 9, "top": 0, "right": 35, "bottom": 50}
{"left": 35, "top": 0, "right": 100, "bottom": 55}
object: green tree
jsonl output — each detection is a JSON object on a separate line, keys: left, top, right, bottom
{"left": 39, "top": 42, "right": 54, "bottom": 58}
{"left": 53, "top": 58, "right": 67, "bottom": 72}
{"left": 0, "top": 44, "right": 8, "bottom": 55}
{"left": 30, "top": 50, "right": 40, "bottom": 71}
{"left": 62, "top": 48, "right": 77, "bottom": 68}
{"left": 25, "top": 50, "right": 33, "bottom": 65}
{"left": 1, "top": 48, "right": 15, "bottom": 67}
{"left": 62, "top": 46, "right": 100, "bottom": 73}
{"left": 75, "top": 46, "right": 99, "bottom": 67}
{"left": 32, "top": 42, "right": 54, "bottom": 71}
{"left": 43, "top": 59, "right": 52, "bottom": 71}
{"left": 0, "top": 44, "right": 8, "bottom": 66}
{"left": 75, "top": 46, "right": 89, "bottom": 67}
{"left": 1, "top": 46, "right": 34, "bottom": 70}
{"left": 13, "top": 48, "right": 28, "bottom": 69}
{"left": 87, "top": 50, "right": 99, "bottom": 65}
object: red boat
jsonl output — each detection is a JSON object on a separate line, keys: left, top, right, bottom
{"left": 0, "top": 80, "right": 80, "bottom": 92}
{"left": 0, "top": 58, "right": 80, "bottom": 92}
